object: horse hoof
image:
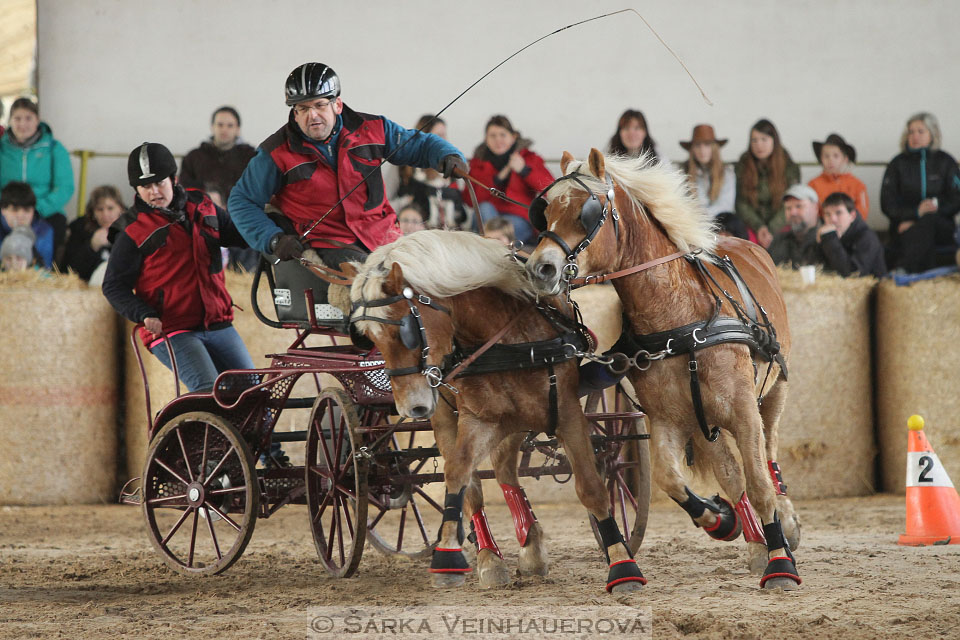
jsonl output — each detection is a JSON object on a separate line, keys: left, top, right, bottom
{"left": 762, "top": 576, "right": 801, "bottom": 591}
{"left": 746, "top": 542, "right": 767, "bottom": 575}
{"left": 478, "top": 564, "right": 511, "bottom": 589}
{"left": 702, "top": 495, "right": 741, "bottom": 542}
{"left": 610, "top": 580, "right": 643, "bottom": 594}
{"left": 432, "top": 572, "right": 468, "bottom": 588}
{"left": 785, "top": 519, "right": 802, "bottom": 551}
{"left": 518, "top": 560, "right": 549, "bottom": 577}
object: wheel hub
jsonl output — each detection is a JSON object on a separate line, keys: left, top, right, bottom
{"left": 186, "top": 482, "right": 205, "bottom": 507}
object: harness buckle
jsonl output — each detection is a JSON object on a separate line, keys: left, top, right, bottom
{"left": 688, "top": 360, "right": 698, "bottom": 372}
{"left": 418, "top": 294, "right": 433, "bottom": 306}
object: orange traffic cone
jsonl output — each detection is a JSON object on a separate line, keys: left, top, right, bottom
{"left": 899, "top": 415, "right": 960, "bottom": 546}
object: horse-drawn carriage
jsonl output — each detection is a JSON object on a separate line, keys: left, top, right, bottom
{"left": 125, "top": 254, "right": 650, "bottom": 579}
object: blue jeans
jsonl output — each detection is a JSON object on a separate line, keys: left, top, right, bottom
{"left": 477, "top": 201, "right": 536, "bottom": 245}
{"left": 149, "top": 326, "right": 255, "bottom": 392}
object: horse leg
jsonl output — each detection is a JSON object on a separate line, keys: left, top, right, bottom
{"left": 759, "top": 378, "right": 801, "bottom": 550}
{"left": 492, "top": 433, "right": 548, "bottom": 577}
{"left": 729, "top": 395, "right": 801, "bottom": 590}
{"left": 430, "top": 415, "right": 495, "bottom": 588}
{"left": 558, "top": 415, "right": 645, "bottom": 593}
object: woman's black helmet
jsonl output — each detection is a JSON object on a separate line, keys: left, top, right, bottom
{"left": 285, "top": 63, "right": 340, "bottom": 106}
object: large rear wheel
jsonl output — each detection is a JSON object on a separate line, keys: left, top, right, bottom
{"left": 142, "top": 411, "right": 259, "bottom": 576}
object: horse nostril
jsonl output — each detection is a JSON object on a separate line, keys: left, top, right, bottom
{"left": 536, "top": 262, "right": 557, "bottom": 281}
{"left": 409, "top": 404, "right": 430, "bottom": 419}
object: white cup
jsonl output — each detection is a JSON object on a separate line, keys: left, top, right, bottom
{"left": 800, "top": 265, "right": 816, "bottom": 285}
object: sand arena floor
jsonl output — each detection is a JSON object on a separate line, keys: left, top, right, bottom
{"left": 1, "top": 495, "right": 958, "bottom": 639}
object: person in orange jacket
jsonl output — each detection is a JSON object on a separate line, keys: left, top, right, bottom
{"left": 808, "top": 133, "right": 869, "bottom": 219}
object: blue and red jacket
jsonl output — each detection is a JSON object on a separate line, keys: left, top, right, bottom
{"left": 102, "top": 186, "right": 246, "bottom": 346}
{"left": 229, "top": 104, "right": 464, "bottom": 252}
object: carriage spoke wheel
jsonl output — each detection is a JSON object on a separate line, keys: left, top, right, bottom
{"left": 142, "top": 411, "right": 259, "bottom": 576}
{"left": 306, "top": 388, "right": 368, "bottom": 578}
{"left": 364, "top": 420, "right": 443, "bottom": 560}
{"left": 588, "top": 387, "right": 651, "bottom": 555}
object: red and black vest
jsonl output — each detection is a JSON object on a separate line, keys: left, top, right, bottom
{"left": 121, "top": 189, "right": 234, "bottom": 345}
{"left": 260, "top": 105, "right": 401, "bottom": 250}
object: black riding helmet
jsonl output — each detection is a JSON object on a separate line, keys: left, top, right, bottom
{"left": 285, "top": 62, "right": 341, "bottom": 106}
{"left": 127, "top": 142, "right": 178, "bottom": 187}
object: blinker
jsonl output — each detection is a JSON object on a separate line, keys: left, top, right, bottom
{"left": 399, "top": 313, "right": 422, "bottom": 349}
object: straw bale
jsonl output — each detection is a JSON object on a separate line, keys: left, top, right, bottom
{"left": 876, "top": 276, "right": 960, "bottom": 493}
{"left": 776, "top": 268, "right": 877, "bottom": 498}
{"left": 0, "top": 280, "right": 117, "bottom": 504}
{"left": 122, "top": 271, "right": 337, "bottom": 482}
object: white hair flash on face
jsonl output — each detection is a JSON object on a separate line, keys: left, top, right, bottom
{"left": 138, "top": 143, "right": 155, "bottom": 180}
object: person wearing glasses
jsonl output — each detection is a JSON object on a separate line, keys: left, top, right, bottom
{"left": 228, "top": 62, "right": 467, "bottom": 276}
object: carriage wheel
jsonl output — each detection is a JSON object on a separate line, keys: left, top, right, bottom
{"left": 306, "top": 388, "right": 368, "bottom": 578}
{"left": 142, "top": 411, "right": 259, "bottom": 576}
{"left": 364, "top": 419, "right": 443, "bottom": 560}
{"left": 588, "top": 387, "right": 651, "bottom": 555}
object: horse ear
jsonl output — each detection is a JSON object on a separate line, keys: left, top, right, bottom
{"left": 383, "top": 262, "right": 404, "bottom": 295}
{"left": 560, "top": 151, "right": 575, "bottom": 174}
{"left": 339, "top": 261, "right": 359, "bottom": 278}
{"left": 588, "top": 148, "right": 606, "bottom": 179}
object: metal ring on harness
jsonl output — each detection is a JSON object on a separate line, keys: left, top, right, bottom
{"left": 633, "top": 350, "right": 653, "bottom": 371}
{"left": 607, "top": 352, "right": 631, "bottom": 375}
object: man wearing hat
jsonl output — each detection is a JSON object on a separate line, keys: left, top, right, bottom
{"left": 102, "top": 142, "right": 255, "bottom": 393}
{"left": 808, "top": 133, "right": 869, "bottom": 218}
{"left": 228, "top": 62, "right": 467, "bottom": 270}
{"left": 768, "top": 184, "right": 824, "bottom": 269}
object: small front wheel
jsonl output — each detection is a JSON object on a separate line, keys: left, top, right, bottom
{"left": 305, "top": 388, "right": 368, "bottom": 577}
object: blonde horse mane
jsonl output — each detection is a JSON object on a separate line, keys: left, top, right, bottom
{"left": 552, "top": 152, "right": 718, "bottom": 253}
{"left": 350, "top": 230, "right": 536, "bottom": 332}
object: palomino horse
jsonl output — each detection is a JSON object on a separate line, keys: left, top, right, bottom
{"left": 342, "top": 230, "right": 646, "bottom": 593}
{"left": 525, "top": 150, "right": 801, "bottom": 590}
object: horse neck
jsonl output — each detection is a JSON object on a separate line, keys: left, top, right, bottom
{"left": 447, "top": 287, "right": 544, "bottom": 345}
{"left": 613, "top": 200, "right": 715, "bottom": 333}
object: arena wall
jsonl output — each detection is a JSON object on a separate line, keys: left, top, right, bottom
{"left": 35, "top": 0, "right": 960, "bottom": 232}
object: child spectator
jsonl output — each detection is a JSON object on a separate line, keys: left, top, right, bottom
{"left": 0, "top": 226, "right": 35, "bottom": 272}
{"left": 0, "top": 181, "right": 53, "bottom": 269}
{"left": 64, "top": 185, "right": 127, "bottom": 284}
{"left": 0, "top": 98, "right": 74, "bottom": 260}
{"left": 483, "top": 216, "right": 516, "bottom": 247}
{"left": 395, "top": 115, "right": 467, "bottom": 229}
{"left": 818, "top": 192, "right": 886, "bottom": 278}
{"left": 768, "top": 184, "right": 822, "bottom": 269}
{"left": 607, "top": 109, "right": 662, "bottom": 161}
{"left": 397, "top": 203, "right": 426, "bottom": 235}
{"left": 808, "top": 133, "right": 869, "bottom": 218}
{"left": 881, "top": 112, "right": 960, "bottom": 273}
{"left": 735, "top": 119, "right": 800, "bottom": 248}
{"left": 463, "top": 115, "right": 553, "bottom": 245}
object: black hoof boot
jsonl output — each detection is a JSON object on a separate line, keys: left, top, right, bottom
{"left": 702, "top": 495, "right": 742, "bottom": 542}
{"left": 760, "top": 512, "right": 801, "bottom": 590}
{"left": 430, "top": 546, "right": 472, "bottom": 584}
{"left": 606, "top": 558, "right": 646, "bottom": 593}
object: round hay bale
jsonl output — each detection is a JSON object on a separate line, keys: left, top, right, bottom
{"left": 122, "top": 269, "right": 338, "bottom": 482}
{"left": 0, "top": 273, "right": 118, "bottom": 505}
{"left": 776, "top": 268, "right": 877, "bottom": 498}
{"left": 876, "top": 276, "right": 960, "bottom": 493}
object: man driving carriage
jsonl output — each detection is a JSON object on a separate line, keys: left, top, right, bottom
{"left": 228, "top": 62, "right": 468, "bottom": 286}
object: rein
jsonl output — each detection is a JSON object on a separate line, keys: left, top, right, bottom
{"left": 568, "top": 249, "right": 689, "bottom": 286}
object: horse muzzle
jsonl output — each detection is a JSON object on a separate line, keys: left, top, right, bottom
{"left": 526, "top": 248, "right": 565, "bottom": 294}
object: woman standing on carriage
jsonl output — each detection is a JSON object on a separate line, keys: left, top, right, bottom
{"left": 734, "top": 119, "right": 800, "bottom": 248}
{"left": 102, "top": 142, "right": 256, "bottom": 394}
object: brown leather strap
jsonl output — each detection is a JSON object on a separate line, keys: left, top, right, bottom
{"left": 569, "top": 249, "right": 688, "bottom": 285}
{"left": 442, "top": 310, "right": 528, "bottom": 382}
{"left": 299, "top": 258, "right": 354, "bottom": 286}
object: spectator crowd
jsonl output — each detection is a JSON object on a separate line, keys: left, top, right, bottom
{"left": 4, "top": 93, "right": 960, "bottom": 281}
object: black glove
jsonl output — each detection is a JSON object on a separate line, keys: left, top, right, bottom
{"left": 440, "top": 154, "right": 468, "bottom": 180}
{"left": 270, "top": 233, "right": 305, "bottom": 261}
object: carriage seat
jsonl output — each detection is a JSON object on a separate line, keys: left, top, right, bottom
{"left": 261, "top": 254, "right": 347, "bottom": 330}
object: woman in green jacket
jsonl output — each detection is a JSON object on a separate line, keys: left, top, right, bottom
{"left": 734, "top": 119, "right": 799, "bottom": 248}
{"left": 0, "top": 97, "right": 75, "bottom": 256}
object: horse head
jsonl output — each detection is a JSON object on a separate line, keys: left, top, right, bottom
{"left": 526, "top": 148, "right": 624, "bottom": 294}
{"left": 345, "top": 260, "right": 455, "bottom": 420}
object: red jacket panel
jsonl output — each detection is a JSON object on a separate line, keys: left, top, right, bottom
{"left": 262, "top": 107, "right": 400, "bottom": 250}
